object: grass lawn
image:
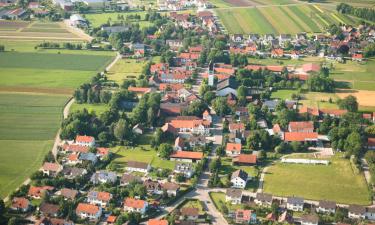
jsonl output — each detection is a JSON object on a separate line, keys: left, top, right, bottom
{"left": 220, "top": 157, "right": 259, "bottom": 177}
{"left": 300, "top": 92, "right": 339, "bottom": 109}
{"left": 179, "top": 199, "right": 205, "bottom": 213}
{"left": 209, "top": 192, "right": 243, "bottom": 211}
{"left": 271, "top": 89, "right": 297, "bottom": 100}
{"left": 70, "top": 102, "right": 109, "bottom": 115}
{"left": 263, "top": 156, "right": 371, "bottom": 205}
{"left": 111, "top": 145, "right": 176, "bottom": 170}
{"left": 84, "top": 12, "right": 150, "bottom": 28}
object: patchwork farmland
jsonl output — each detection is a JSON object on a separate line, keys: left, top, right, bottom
{"left": 215, "top": 4, "right": 360, "bottom": 34}
{"left": 0, "top": 41, "right": 114, "bottom": 198}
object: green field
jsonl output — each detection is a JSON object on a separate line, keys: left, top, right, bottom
{"left": 111, "top": 145, "right": 176, "bottom": 170}
{"left": 0, "top": 40, "right": 113, "bottom": 199}
{"left": 216, "top": 4, "right": 360, "bottom": 34}
{"left": 0, "top": 93, "right": 69, "bottom": 198}
{"left": 84, "top": 12, "right": 151, "bottom": 28}
{"left": 70, "top": 103, "right": 110, "bottom": 115}
{"left": 263, "top": 156, "right": 371, "bottom": 205}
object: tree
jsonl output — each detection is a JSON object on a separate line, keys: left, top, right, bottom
{"left": 344, "top": 131, "right": 362, "bottom": 156}
{"left": 212, "top": 97, "right": 231, "bottom": 116}
{"left": 209, "top": 158, "right": 221, "bottom": 172}
{"left": 338, "top": 95, "right": 358, "bottom": 112}
{"left": 114, "top": 119, "right": 131, "bottom": 143}
{"left": 203, "top": 91, "right": 216, "bottom": 104}
{"left": 159, "top": 143, "right": 173, "bottom": 159}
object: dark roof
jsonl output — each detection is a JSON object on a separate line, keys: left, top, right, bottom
{"left": 60, "top": 188, "right": 78, "bottom": 200}
{"left": 319, "top": 200, "right": 336, "bottom": 209}
{"left": 180, "top": 207, "right": 199, "bottom": 217}
{"left": 287, "top": 197, "right": 304, "bottom": 205}
{"left": 256, "top": 193, "right": 272, "bottom": 202}
{"left": 126, "top": 161, "right": 149, "bottom": 170}
{"left": 349, "top": 204, "right": 366, "bottom": 214}
{"left": 231, "top": 169, "right": 248, "bottom": 181}
{"left": 226, "top": 188, "right": 242, "bottom": 198}
{"left": 300, "top": 214, "right": 319, "bottom": 223}
{"left": 216, "top": 77, "right": 238, "bottom": 91}
{"left": 39, "top": 203, "right": 59, "bottom": 216}
{"left": 121, "top": 173, "right": 142, "bottom": 184}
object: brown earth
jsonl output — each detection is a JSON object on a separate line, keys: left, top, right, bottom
{"left": 336, "top": 89, "right": 375, "bottom": 107}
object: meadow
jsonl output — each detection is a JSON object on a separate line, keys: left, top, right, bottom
{"left": 0, "top": 40, "right": 114, "bottom": 198}
{"left": 83, "top": 12, "right": 151, "bottom": 28}
{"left": 70, "top": 103, "right": 109, "bottom": 115}
{"left": 215, "top": 4, "right": 360, "bottom": 34}
{"left": 263, "top": 156, "right": 371, "bottom": 205}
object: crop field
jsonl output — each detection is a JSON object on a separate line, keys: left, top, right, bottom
{"left": 263, "top": 156, "right": 371, "bottom": 205}
{"left": 0, "top": 40, "right": 113, "bottom": 198}
{"left": 0, "top": 21, "right": 86, "bottom": 41}
{"left": 216, "top": 4, "right": 360, "bottom": 34}
{"left": 0, "top": 92, "right": 69, "bottom": 198}
{"left": 111, "top": 145, "right": 176, "bottom": 170}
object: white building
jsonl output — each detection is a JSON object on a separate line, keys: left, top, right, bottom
{"left": 125, "top": 161, "right": 151, "bottom": 173}
{"left": 76, "top": 203, "right": 102, "bottom": 221}
{"left": 286, "top": 197, "right": 304, "bottom": 211}
{"left": 230, "top": 169, "right": 248, "bottom": 189}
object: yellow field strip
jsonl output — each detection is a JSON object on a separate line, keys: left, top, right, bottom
{"left": 313, "top": 5, "right": 323, "bottom": 13}
{"left": 331, "top": 13, "right": 346, "bottom": 24}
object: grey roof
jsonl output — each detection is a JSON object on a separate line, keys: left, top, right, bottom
{"left": 256, "top": 193, "right": 272, "bottom": 202}
{"left": 231, "top": 169, "right": 248, "bottom": 181}
{"left": 349, "top": 204, "right": 366, "bottom": 214}
{"left": 121, "top": 173, "right": 142, "bottom": 184}
{"left": 126, "top": 161, "right": 149, "bottom": 170}
{"left": 90, "top": 170, "right": 117, "bottom": 183}
{"left": 62, "top": 167, "right": 86, "bottom": 178}
{"left": 39, "top": 202, "right": 59, "bottom": 216}
{"left": 79, "top": 152, "right": 97, "bottom": 162}
{"left": 226, "top": 188, "right": 242, "bottom": 198}
{"left": 300, "top": 214, "right": 319, "bottom": 223}
{"left": 174, "top": 162, "right": 192, "bottom": 171}
{"left": 263, "top": 100, "right": 278, "bottom": 110}
{"left": 287, "top": 197, "right": 304, "bottom": 205}
{"left": 319, "top": 200, "right": 336, "bottom": 209}
{"left": 217, "top": 78, "right": 238, "bottom": 91}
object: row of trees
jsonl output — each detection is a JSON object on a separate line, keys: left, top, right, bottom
{"left": 337, "top": 3, "right": 375, "bottom": 22}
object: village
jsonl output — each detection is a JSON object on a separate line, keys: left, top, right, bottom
{"left": 2, "top": 0, "right": 375, "bottom": 224}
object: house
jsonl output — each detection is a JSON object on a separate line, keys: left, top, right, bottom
{"left": 5, "top": 8, "right": 26, "bottom": 20}
{"left": 62, "top": 167, "right": 87, "bottom": 179}
{"left": 232, "top": 34, "right": 244, "bottom": 43}
{"left": 132, "top": 124, "right": 144, "bottom": 135}
{"left": 271, "top": 48, "right": 284, "bottom": 58}
{"left": 283, "top": 132, "right": 318, "bottom": 142}
{"left": 126, "top": 161, "right": 151, "bottom": 173}
{"left": 76, "top": 203, "right": 102, "bottom": 221}
{"left": 128, "top": 87, "right": 152, "bottom": 96}
{"left": 229, "top": 123, "right": 245, "bottom": 136}
{"left": 368, "top": 138, "right": 375, "bottom": 150}
{"left": 39, "top": 202, "right": 59, "bottom": 217}
{"left": 162, "top": 182, "right": 180, "bottom": 196}
{"left": 87, "top": 191, "right": 112, "bottom": 207}
{"left": 366, "top": 207, "right": 375, "bottom": 220}
{"left": 61, "top": 144, "right": 89, "bottom": 154}
{"left": 348, "top": 204, "right": 366, "bottom": 219}
{"left": 59, "top": 188, "right": 78, "bottom": 200}
{"left": 288, "top": 121, "right": 314, "bottom": 133}
{"left": 144, "top": 179, "right": 163, "bottom": 195}
{"left": 170, "top": 151, "right": 204, "bottom": 163}
{"left": 79, "top": 152, "right": 97, "bottom": 165}
{"left": 174, "top": 162, "right": 194, "bottom": 178}
{"left": 263, "top": 100, "right": 279, "bottom": 112}
{"left": 231, "top": 169, "right": 248, "bottom": 189}
{"left": 286, "top": 197, "right": 304, "bottom": 211}
{"left": 90, "top": 171, "right": 117, "bottom": 184}
{"left": 28, "top": 186, "right": 54, "bottom": 199}
{"left": 232, "top": 154, "right": 257, "bottom": 165}
{"left": 148, "top": 219, "right": 168, "bottom": 225}
{"left": 226, "top": 143, "right": 242, "bottom": 156}
{"left": 180, "top": 207, "right": 199, "bottom": 221}
{"left": 123, "top": 197, "right": 148, "bottom": 214}
{"left": 316, "top": 200, "right": 336, "bottom": 214}
{"left": 216, "top": 78, "right": 238, "bottom": 97}
{"left": 96, "top": 147, "right": 110, "bottom": 159}
{"left": 35, "top": 217, "right": 74, "bottom": 225}
{"left": 107, "top": 215, "right": 117, "bottom": 224}
{"left": 255, "top": 193, "right": 273, "bottom": 207}
{"left": 76, "top": 135, "right": 95, "bottom": 147}
{"left": 235, "top": 209, "right": 256, "bottom": 224}
{"left": 41, "top": 162, "right": 62, "bottom": 177}
{"left": 300, "top": 214, "right": 319, "bottom": 225}
{"left": 174, "top": 136, "right": 185, "bottom": 151}
{"left": 226, "top": 188, "right": 242, "bottom": 204}
{"left": 169, "top": 116, "right": 210, "bottom": 135}
{"left": 302, "top": 63, "right": 320, "bottom": 74}
{"left": 101, "top": 25, "right": 129, "bottom": 34}
{"left": 120, "top": 173, "right": 142, "bottom": 186}
{"left": 10, "top": 197, "right": 30, "bottom": 212}
{"left": 66, "top": 153, "right": 81, "bottom": 165}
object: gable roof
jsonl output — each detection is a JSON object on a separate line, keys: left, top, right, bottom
{"left": 319, "top": 200, "right": 336, "bottom": 209}
{"left": 124, "top": 197, "right": 147, "bottom": 209}
{"left": 300, "top": 214, "right": 319, "bottom": 223}
{"left": 11, "top": 197, "right": 30, "bottom": 209}
{"left": 76, "top": 135, "right": 94, "bottom": 143}
{"left": 217, "top": 77, "right": 238, "bottom": 91}
{"left": 60, "top": 188, "right": 78, "bottom": 200}
{"left": 148, "top": 219, "right": 168, "bottom": 225}
{"left": 76, "top": 203, "right": 100, "bottom": 215}
{"left": 226, "top": 188, "right": 242, "bottom": 198}
{"left": 39, "top": 202, "right": 59, "bottom": 215}
{"left": 284, "top": 132, "right": 318, "bottom": 142}
{"left": 126, "top": 161, "right": 149, "bottom": 170}
{"left": 88, "top": 191, "right": 112, "bottom": 202}
{"left": 233, "top": 154, "right": 257, "bottom": 164}
{"left": 180, "top": 207, "right": 199, "bottom": 216}
{"left": 231, "top": 169, "right": 248, "bottom": 181}
{"left": 226, "top": 143, "right": 242, "bottom": 152}
{"left": 42, "top": 162, "right": 61, "bottom": 172}
{"left": 170, "top": 151, "right": 203, "bottom": 160}
{"left": 288, "top": 121, "right": 314, "bottom": 132}
{"left": 287, "top": 196, "right": 304, "bottom": 205}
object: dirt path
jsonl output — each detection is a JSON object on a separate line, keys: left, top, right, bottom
{"left": 62, "top": 20, "right": 93, "bottom": 42}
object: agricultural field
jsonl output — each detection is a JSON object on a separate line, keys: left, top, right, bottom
{"left": 111, "top": 145, "right": 176, "bottom": 170}
{"left": 210, "top": 0, "right": 296, "bottom": 8}
{"left": 0, "top": 93, "right": 69, "bottom": 198}
{"left": 84, "top": 12, "right": 151, "bottom": 28}
{"left": 215, "top": 4, "right": 360, "bottom": 34}
{"left": 0, "top": 40, "right": 114, "bottom": 198}
{"left": 0, "top": 21, "right": 87, "bottom": 41}
{"left": 263, "top": 156, "right": 371, "bottom": 205}
{"left": 70, "top": 102, "right": 109, "bottom": 115}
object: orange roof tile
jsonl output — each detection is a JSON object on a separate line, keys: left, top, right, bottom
{"left": 284, "top": 132, "right": 318, "bottom": 142}
{"left": 128, "top": 87, "right": 151, "bottom": 94}
{"left": 233, "top": 154, "right": 257, "bottom": 164}
{"left": 11, "top": 197, "right": 29, "bottom": 209}
{"left": 148, "top": 219, "right": 168, "bottom": 225}
{"left": 170, "top": 151, "right": 203, "bottom": 160}
{"left": 124, "top": 197, "right": 146, "bottom": 209}
{"left": 42, "top": 162, "right": 61, "bottom": 172}
{"left": 76, "top": 135, "right": 94, "bottom": 143}
{"left": 76, "top": 203, "right": 100, "bottom": 215}
{"left": 226, "top": 143, "right": 242, "bottom": 152}
{"left": 107, "top": 216, "right": 117, "bottom": 223}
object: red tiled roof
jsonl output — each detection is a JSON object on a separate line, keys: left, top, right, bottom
{"left": 272, "top": 124, "right": 282, "bottom": 133}
{"left": 288, "top": 121, "right": 314, "bottom": 132}
{"left": 128, "top": 86, "right": 151, "bottom": 94}
{"left": 28, "top": 186, "right": 54, "bottom": 197}
{"left": 288, "top": 73, "right": 309, "bottom": 81}
{"left": 76, "top": 203, "right": 100, "bottom": 215}
{"left": 272, "top": 48, "right": 284, "bottom": 56}
{"left": 226, "top": 143, "right": 242, "bottom": 152}
{"left": 170, "top": 116, "right": 207, "bottom": 129}
{"left": 76, "top": 135, "right": 94, "bottom": 143}
{"left": 151, "top": 63, "right": 168, "bottom": 73}
{"left": 147, "top": 219, "right": 168, "bottom": 225}
{"left": 368, "top": 138, "right": 375, "bottom": 147}
{"left": 236, "top": 209, "right": 252, "bottom": 221}
{"left": 63, "top": 144, "right": 89, "bottom": 153}
{"left": 214, "top": 67, "right": 235, "bottom": 75}
{"left": 97, "top": 147, "right": 109, "bottom": 156}
{"left": 170, "top": 151, "right": 203, "bottom": 160}
{"left": 12, "top": 197, "right": 29, "bottom": 209}
{"left": 124, "top": 197, "right": 146, "bottom": 209}
{"left": 352, "top": 53, "right": 363, "bottom": 59}
{"left": 319, "top": 108, "right": 347, "bottom": 116}
{"left": 97, "top": 191, "right": 112, "bottom": 201}
{"left": 107, "top": 216, "right": 117, "bottom": 223}
{"left": 159, "top": 83, "right": 184, "bottom": 91}
{"left": 229, "top": 123, "right": 245, "bottom": 131}
{"left": 42, "top": 162, "right": 60, "bottom": 172}
{"left": 298, "top": 106, "right": 320, "bottom": 116}
{"left": 363, "top": 113, "right": 372, "bottom": 120}
{"left": 302, "top": 63, "right": 320, "bottom": 73}
{"left": 284, "top": 132, "right": 318, "bottom": 142}
{"left": 68, "top": 154, "right": 79, "bottom": 161}
{"left": 233, "top": 154, "right": 257, "bottom": 164}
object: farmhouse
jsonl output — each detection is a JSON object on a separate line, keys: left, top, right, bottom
{"left": 288, "top": 121, "right": 314, "bottom": 133}
{"left": 170, "top": 151, "right": 203, "bottom": 163}
{"left": 316, "top": 200, "right": 336, "bottom": 214}
{"left": 226, "top": 188, "right": 242, "bottom": 204}
{"left": 87, "top": 191, "right": 112, "bottom": 207}
{"left": 76, "top": 203, "right": 102, "bottom": 221}
{"left": 123, "top": 197, "right": 148, "bottom": 214}
{"left": 231, "top": 169, "right": 248, "bottom": 189}
{"left": 286, "top": 197, "right": 304, "bottom": 211}
{"left": 10, "top": 197, "right": 30, "bottom": 212}
{"left": 126, "top": 161, "right": 151, "bottom": 173}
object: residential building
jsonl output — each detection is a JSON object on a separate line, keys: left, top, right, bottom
{"left": 170, "top": 151, "right": 204, "bottom": 163}
{"left": 255, "top": 193, "right": 273, "bottom": 207}
{"left": 39, "top": 202, "right": 59, "bottom": 217}
{"left": 235, "top": 209, "right": 256, "bottom": 224}
{"left": 87, "top": 191, "right": 112, "bottom": 207}
{"left": 162, "top": 182, "right": 180, "bottom": 196}
{"left": 230, "top": 169, "right": 248, "bottom": 189}
{"left": 59, "top": 188, "right": 78, "bottom": 201}
{"left": 10, "top": 197, "right": 30, "bottom": 212}
{"left": 286, "top": 197, "right": 304, "bottom": 211}
{"left": 288, "top": 121, "right": 314, "bottom": 133}
{"left": 226, "top": 143, "right": 242, "bottom": 156}
{"left": 300, "top": 214, "right": 319, "bottom": 225}
{"left": 120, "top": 173, "right": 142, "bottom": 186}
{"left": 180, "top": 207, "right": 199, "bottom": 221}
{"left": 226, "top": 188, "right": 242, "bottom": 204}
{"left": 76, "top": 135, "right": 95, "bottom": 147}
{"left": 76, "top": 203, "right": 102, "bottom": 221}
{"left": 348, "top": 204, "right": 366, "bottom": 219}
{"left": 232, "top": 154, "right": 257, "bottom": 165}
{"left": 174, "top": 162, "right": 194, "bottom": 178}
{"left": 41, "top": 162, "right": 62, "bottom": 177}
{"left": 216, "top": 78, "right": 238, "bottom": 97}
{"left": 90, "top": 171, "right": 117, "bottom": 184}
{"left": 148, "top": 219, "right": 168, "bottom": 225}
{"left": 125, "top": 161, "right": 151, "bottom": 173}
{"left": 316, "top": 200, "right": 336, "bottom": 214}
{"left": 123, "top": 197, "right": 148, "bottom": 214}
